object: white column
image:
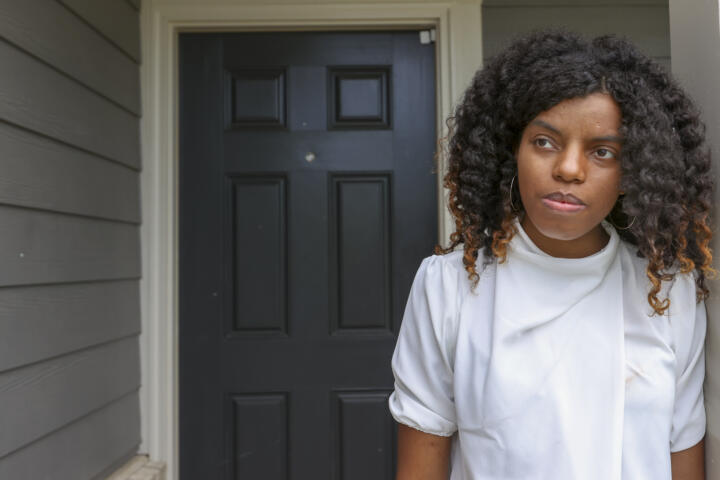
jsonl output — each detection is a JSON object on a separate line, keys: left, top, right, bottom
{"left": 669, "top": 0, "right": 720, "bottom": 474}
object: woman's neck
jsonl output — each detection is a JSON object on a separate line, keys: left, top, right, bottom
{"left": 519, "top": 215, "right": 610, "bottom": 258}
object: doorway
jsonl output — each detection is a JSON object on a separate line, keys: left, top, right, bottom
{"left": 178, "top": 31, "right": 437, "bottom": 479}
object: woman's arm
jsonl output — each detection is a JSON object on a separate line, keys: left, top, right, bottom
{"left": 671, "top": 438, "right": 705, "bottom": 480}
{"left": 396, "top": 424, "right": 452, "bottom": 480}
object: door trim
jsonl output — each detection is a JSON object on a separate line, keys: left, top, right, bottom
{"left": 139, "top": 2, "right": 483, "bottom": 478}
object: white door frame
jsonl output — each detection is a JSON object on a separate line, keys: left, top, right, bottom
{"left": 139, "top": 1, "right": 483, "bottom": 478}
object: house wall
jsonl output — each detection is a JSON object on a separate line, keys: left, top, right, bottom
{"left": 0, "top": 0, "right": 142, "bottom": 478}
{"left": 668, "top": 0, "right": 720, "bottom": 473}
{"left": 482, "top": 0, "right": 670, "bottom": 70}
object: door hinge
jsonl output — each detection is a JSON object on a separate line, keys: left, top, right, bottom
{"left": 419, "top": 29, "right": 436, "bottom": 45}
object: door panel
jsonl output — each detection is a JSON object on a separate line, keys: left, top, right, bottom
{"left": 180, "top": 31, "right": 437, "bottom": 479}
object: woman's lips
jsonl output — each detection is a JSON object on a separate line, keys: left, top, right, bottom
{"left": 542, "top": 198, "right": 586, "bottom": 212}
{"left": 541, "top": 192, "right": 586, "bottom": 213}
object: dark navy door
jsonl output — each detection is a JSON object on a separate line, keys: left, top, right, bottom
{"left": 179, "top": 31, "right": 437, "bottom": 479}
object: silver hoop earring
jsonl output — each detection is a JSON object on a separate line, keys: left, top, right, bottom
{"left": 608, "top": 215, "right": 636, "bottom": 230}
{"left": 509, "top": 174, "right": 519, "bottom": 212}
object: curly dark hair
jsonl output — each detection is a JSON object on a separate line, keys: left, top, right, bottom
{"left": 435, "top": 29, "right": 715, "bottom": 315}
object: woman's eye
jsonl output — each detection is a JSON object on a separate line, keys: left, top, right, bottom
{"left": 534, "top": 138, "right": 553, "bottom": 149}
{"left": 595, "top": 148, "right": 615, "bottom": 159}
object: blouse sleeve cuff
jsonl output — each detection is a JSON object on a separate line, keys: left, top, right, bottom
{"left": 388, "top": 388, "right": 457, "bottom": 437}
{"left": 670, "top": 414, "right": 706, "bottom": 453}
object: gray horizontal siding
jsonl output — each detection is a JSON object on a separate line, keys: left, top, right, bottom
{"left": 0, "top": 206, "right": 140, "bottom": 286}
{"left": 58, "top": 0, "right": 141, "bottom": 63}
{"left": 0, "top": 0, "right": 141, "bottom": 477}
{"left": 0, "top": 280, "right": 140, "bottom": 371}
{"left": 0, "top": 38, "right": 139, "bottom": 169}
{"left": 0, "top": 392, "right": 140, "bottom": 480}
{"left": 0, "top": 337, "right": 140, "bottom": 458}
{"left": 0, "top": 0, "right": 140, "bottom": 114}
{"left": 0, "top": 122, "right": 140, "bottom": 222}
{"left": 483, "top": 4, "right": 670, "bottom": 64}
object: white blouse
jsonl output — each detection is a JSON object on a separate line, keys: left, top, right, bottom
{"left": 389, "top": 219, "right": 706, "bottom": 479}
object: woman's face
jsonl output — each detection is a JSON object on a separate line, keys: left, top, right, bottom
{"left": 515, "top": 92, "right": 623, "bottom": 257}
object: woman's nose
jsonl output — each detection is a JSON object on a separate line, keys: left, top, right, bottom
{"left": 552, "top": 145, "right": 586, "bottom": 183}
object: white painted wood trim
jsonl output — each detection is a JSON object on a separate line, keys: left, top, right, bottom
{"left": 139, "top": 2, "right": 483, "bottom": 479}
{"left": 105, "top": 455, "right": 166, "bottom": 480}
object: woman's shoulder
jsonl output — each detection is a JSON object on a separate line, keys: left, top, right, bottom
{"left": 409, "top": 249, "right": 490, "bottom": 365}
{"left": 420, "top": 247, "right": 493, "bottom": 274}
{"left": 417, "top": 248, "right": 494, "bottom": 290}
{"left": 413, "top": 251, "right": 465, "bottom": 299}
{"left": 413, "top": 248, "right": 497, "bottom": 314}
{"left": 421, "top": 249, "right": 465, "bottom": 272}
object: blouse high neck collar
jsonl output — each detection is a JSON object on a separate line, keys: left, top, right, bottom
{"left": 496, "top": 217, "right": 622, "bottom": 331}
{"left": 509, "top": 216, "right": 620, "bottom": 276}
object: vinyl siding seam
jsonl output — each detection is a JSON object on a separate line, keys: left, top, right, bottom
{"left": 0, "top": 387, "right": 141, "bottom": 461}
{"left": 0, "top": 35, "right": 140, "bottom": 118}
{"left": 53, "top": 0, "right": 141, "bottom": 65}
{"left": 0, "top": 119, "right": 141, "bottom": 174}
{"left": 0, "top": 331, "right": 141, "bottom": 379}
{"left": 123, "top": 0, "right": 140, "bottom": 12}
{"left": 0, "top": 276, "right": 142, "bottom": 290}
{"left": 0, "top": 276, "right": 142, "bottom": 289}
{"left": 0, "top": 196, "right": 142, "bottom": 227}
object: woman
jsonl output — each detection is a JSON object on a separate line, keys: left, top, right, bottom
{"left": 389, "top": 29, "right": 713, "bottom": 479}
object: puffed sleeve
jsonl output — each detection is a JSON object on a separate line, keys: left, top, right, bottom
{"left": 388, "top": 255, "right": 459, "bottom": 436}
{"left": 669, "top": 272, "right": 707, "bottom": 452}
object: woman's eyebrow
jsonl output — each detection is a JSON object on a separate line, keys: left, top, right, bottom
{"left": 530, "top": 119, "right": 562, "bottom": 135}
{"left": 530, "top": 119, "right": 623, "bottom": 143}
